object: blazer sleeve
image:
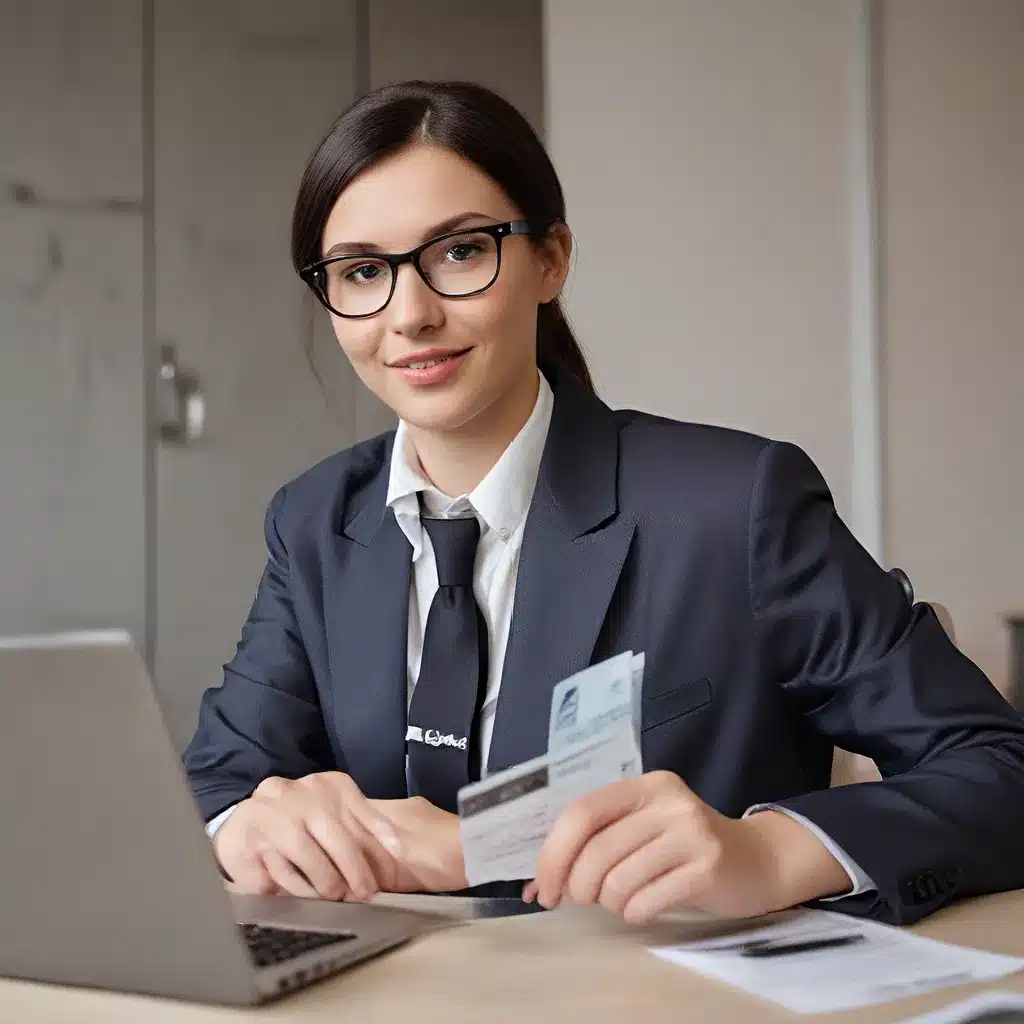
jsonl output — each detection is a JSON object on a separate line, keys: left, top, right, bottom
{"left": 182, "top": 485, "right": 335, "bottom": 822}
{"left": 748, "top": 440, "right": 1024, "bottom": 925}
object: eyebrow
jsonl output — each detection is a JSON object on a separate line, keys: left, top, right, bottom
{"left": 322, "top": 211, "right": 499, "bottom": 259}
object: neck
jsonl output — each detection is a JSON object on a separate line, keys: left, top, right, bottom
{"left": 406, "top": 368, "right": 540, "bottom": 498}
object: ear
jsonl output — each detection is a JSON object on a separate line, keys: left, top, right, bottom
{"left": 535, "top": 221, "right": 573, "bottom": 303}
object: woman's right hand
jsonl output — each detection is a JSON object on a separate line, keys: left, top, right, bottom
{"left": 212, "top": 771, "right": 403, "bottom": 902}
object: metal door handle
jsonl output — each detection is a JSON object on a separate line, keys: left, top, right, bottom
{"left": 158, "top": 342, "right": 205, "bottom": 445}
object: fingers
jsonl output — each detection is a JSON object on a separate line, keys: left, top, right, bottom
{"left": 221, "top": 849, "right": 279, "bottom": 896}
{"left": 594, "top": 832, "right": 690, "bottom": 915}
{"left": 535, "top": 780, "right": 644, "bottom": 907}
{"left": 620, "top": 861, "right": 707, "bottom": 925}
{"left": 260, "top": 846, "right": 321, "bottom": 899}
{"left": 271, "top": 819, "right": 349, "bottom": 900}
{"left": 305, "top": 812, "right": 379, "bottom": 901}
{"left": 217, "top": 774, "right": 393, "bottom": 902}
{"left": 562, "top": 812, "right": 664, "bottom": 906}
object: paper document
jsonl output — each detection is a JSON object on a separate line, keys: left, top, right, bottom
{"left": 458, "top": 652, "right": 644, "bottom": 887}
{"left": 650, "top": 909, "right": 1024, "bottom": 1014}
{"left": 897, "top": 990, "right": 1024, "bottom": 1023}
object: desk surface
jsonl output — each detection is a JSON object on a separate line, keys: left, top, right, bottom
{"left": 2, "top": 890, "right": 1023, "bottom": 1023}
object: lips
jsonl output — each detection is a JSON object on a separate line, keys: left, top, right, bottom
{"left": 388, "top": 346, "right": 473, "bottom": 387}
{"left": 405, "top": 353, "right": 459, "bottom": 370}
{"left": 388, "top": 347, "right": 472, "bottom": 369}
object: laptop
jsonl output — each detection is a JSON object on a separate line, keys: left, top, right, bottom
{"left": 0, "top": 630, "right": 428, "bottom": 1005}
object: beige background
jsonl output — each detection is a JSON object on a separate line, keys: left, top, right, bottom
{"left": 545, "top": 0, "right": 1024, "bottom": 694}
{"left": 880, "top": 0, "right": 1024, "bottom": 696}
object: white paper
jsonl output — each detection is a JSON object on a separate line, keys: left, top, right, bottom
{"left": 458, "top": 754, "right": 552, "bottom": 885}
{"left": 458, "top": 652, "right": 645, "bottom": 887}
{"left": 650, "top": 909, "right": 1024, "bottom": 1014}
{"left": 896, "top": 990, "right": 1024, "bottom": 1023}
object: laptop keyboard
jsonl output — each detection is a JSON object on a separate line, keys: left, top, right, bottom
{"left": 240, "top": 923, "right": 357, "bottom": 968}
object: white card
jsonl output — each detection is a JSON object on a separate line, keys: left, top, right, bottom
{"left": 458, "top": 652, "right": 645, "bottom": 887}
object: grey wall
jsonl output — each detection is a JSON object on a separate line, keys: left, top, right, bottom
{"left": 151, "top": 0, "right": 369, "bottom": 744}
{"left": 0, "top": 2, "right": 148, "bottom": 644}
{"left": 368, "top": 0, "right": 544, "bottom": 133}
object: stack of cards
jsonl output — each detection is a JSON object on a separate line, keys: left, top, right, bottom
{"left": 458, "top": 652, "right": 645, "bottom": 887}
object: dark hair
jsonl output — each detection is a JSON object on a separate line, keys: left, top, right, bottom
{"left": 290, "top": 80, "right": 595, "bottom": 395}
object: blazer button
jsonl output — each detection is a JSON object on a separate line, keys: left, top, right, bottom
{"left": 941, "top": 865, "right": 962, "bottom": 891}
{"left": 900, "top": 874, "right": 937, "bottom": 906}
{"left": 900, "top": 877, "right": 925, "bottom": 906}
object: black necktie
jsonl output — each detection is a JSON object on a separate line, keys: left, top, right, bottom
{"left": 406, "top": 514, "right": 488, "bottom": 813}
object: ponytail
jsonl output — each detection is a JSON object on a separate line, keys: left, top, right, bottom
{"left": 537, "top": 299, "right": 596, "bottom": 395}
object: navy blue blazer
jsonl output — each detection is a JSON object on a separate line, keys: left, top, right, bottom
{"left": 184, "top": 367, "right": 1024, "bottom": 924}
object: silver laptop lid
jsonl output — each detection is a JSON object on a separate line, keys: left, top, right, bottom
{"left": 0, "top": 633, "right": 258, "bottom": 1004}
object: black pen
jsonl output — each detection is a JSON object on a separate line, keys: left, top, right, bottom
{"left": 739, "top": 933, "right": 866, "bottom": 958}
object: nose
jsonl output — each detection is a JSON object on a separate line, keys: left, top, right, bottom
{"left": 386, "top": 262, "right": 444, "bottom": 337}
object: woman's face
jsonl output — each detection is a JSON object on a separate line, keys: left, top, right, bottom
{"left": 320, "top": 143, "right": 569, "bottom": 435}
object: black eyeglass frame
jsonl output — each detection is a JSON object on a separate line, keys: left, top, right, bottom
{"left": 298, "top": 219, "right": 545, "bottom": 319}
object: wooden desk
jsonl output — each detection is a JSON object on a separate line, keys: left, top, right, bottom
{"left": 2, "top": 890, "right": 1023, "bottom": 1023}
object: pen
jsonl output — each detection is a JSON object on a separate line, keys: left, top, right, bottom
{"left": 739, "top": 933, "right": 866, "bottom": 958}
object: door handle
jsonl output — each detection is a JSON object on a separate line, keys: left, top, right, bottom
{"left": 157, "top": 342, "right": 205, "bottom": 445}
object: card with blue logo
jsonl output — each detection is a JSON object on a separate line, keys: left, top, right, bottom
{"left": 548, "top": 650, "right": 642, "bottom": 754}
{"left": 458, "top": 651, "right": 645, "bottom": 887}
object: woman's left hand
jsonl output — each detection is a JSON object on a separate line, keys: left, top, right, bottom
{"left": 524, "top": 771, "right": 851, "bottom": 924}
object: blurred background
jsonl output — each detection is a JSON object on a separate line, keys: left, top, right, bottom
{"left": 1, "top": 0, "right": 1021, "bottom": 751}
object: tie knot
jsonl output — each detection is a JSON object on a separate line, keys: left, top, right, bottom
{"left": 422, "top": 515, "right": 480, "bottom": 587}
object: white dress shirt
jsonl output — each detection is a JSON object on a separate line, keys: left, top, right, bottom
{"left": 386, "top": 371, "right": 553, "bottom": 775}
{"left": 206, "top": 371, "right": 873, "bottom": 901}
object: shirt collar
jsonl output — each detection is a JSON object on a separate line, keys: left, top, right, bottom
{"left": 385, "top": 371, "right": 554, "bottom": 560}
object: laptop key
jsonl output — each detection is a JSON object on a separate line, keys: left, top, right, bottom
{"left": 240, "top": 923, "right": 357, "bottom": 968}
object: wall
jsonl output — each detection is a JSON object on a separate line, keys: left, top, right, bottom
{"left": 0, "top": 0, "right": 549, "bottom": 747}
{"left": 545, "top": 0, "right": 1023, "bottom": 694}
{"left": 368, "top": 0, "right": 544, "bottom": 134}
{"left": 152, "top": 0, "right": 369, "bottom": 745}
{"left": 0, "top": 1, "right": 148, "bottom": 644}
{"left": 880, "top": 0, "right": 1024, "bottom": 694}
{"left": 545, "top": 0, "right": 855, "bottom": 520}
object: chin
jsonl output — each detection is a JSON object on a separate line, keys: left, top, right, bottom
{"left": 389, "top": 386, "right": 492, "bottom": 435}
{"left": 397, "top": 402, "right": 482, "bottom": 435}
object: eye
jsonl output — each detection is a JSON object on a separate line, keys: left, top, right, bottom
{"left": 445, "top": 242, "right": 484, "bottom": 263}
{"left": 345, "top": 262, "right": 385, "bottom": 284}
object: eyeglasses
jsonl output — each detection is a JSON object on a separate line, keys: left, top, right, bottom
{"left": 299, "top": 219, "right": 540, "bottom": 319}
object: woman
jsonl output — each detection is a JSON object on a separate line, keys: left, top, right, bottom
{"left": 184, "top": 81, "right": 1024, "bottom": 927}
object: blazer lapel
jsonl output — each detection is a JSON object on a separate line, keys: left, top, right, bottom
{"left": 486, "top": 372, "right": 636, "bottom": 774}
{"left": 324, "top": 442, "right": 411, "bottom": 799}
